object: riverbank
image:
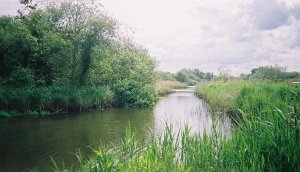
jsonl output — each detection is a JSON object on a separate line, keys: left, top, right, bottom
{"left": 0, "top": 86, "right": 225, "bottom": 171}
{"left": 0, "top": 3, "right": 158, "bottom": 118}
{"left": 0, "top": 80, "right": 188, "bottom": 118}
{"left": 0, "top": 86, "right": 115, "bottom": 118}
{"left": 156, "top": 80, "right": 188, "bottom": 96}
{"left": 195, "top": 81, "right": 244, "bottom": 111}
{"left": 0, "top": 81, "right": 187, "bottom": 118}
{"left": 65, "top": 80, "right": 300, "bottom": 171}
{"left": 195, "top": 81, "right": 300, "bottom": 115}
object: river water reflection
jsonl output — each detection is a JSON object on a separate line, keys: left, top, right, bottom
{"left": 0, "top": 87, "right": 231, "bottom": 171}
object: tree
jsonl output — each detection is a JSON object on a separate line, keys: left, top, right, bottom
{"left": 46, "top": 0, "right": 118, "bottom": 85}
{"left": 78, "top": 15, "right": 117, "bottom": 85}
{"left": 88, "top": 40, "right": 156, "bottom": 107}
{"left": 250, "top": 65, "right": 285, "bottom": 81}
{"left": 176, "top": 71, "right": 189, "bottom": 83}
{"left": 157, "top": 71, "right": 176, "bottom": 81}
{"left": 0, "top": 17, "right": 37, "bottom": 86}
{"left": 1, "top": 0, "right": 157, "bottom": 108}
{"left": 250, "top": 65, "right": 300, "bottom": 81}
{"left": 23, "top": 11, "right": 71, "bottom": 85}
{"left": 18, "top": 0, "right": 37, "bottom": 19}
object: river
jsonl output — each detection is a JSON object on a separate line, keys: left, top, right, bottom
{"left": 0, "top": 87, "right": 231, "bottom": 171}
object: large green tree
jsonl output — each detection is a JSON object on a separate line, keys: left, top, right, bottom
{"left": 46, "top": 1, "right": 118, "bottom": 85}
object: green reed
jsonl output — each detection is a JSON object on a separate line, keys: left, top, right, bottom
{"left": 54, "top": 81, "right": 299, "bottom": 171}
{"left": 0, "top": 86, "right": 114, "bottom": 117}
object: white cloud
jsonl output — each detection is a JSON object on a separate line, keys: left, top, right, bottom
{"left": 99, "top": 0, "right": 300, "bottom": 75}
{"left": 0, "top": 0, "right": 22, "bottom": 16}
{"left": 1, "top": 0, "right": 300, "bottom": 75}
{"left": 250, "top": 0, "right": 289, "bottom": 30}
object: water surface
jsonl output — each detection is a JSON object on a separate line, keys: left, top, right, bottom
{"left": 0, "top": 87, "right": 231, "bottom": 171}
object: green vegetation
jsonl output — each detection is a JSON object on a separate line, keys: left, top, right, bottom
{"left": 0, "top": 0, "right": 156, "bottom": 116}
{"left": 157, "top": 71, "right": 177, "bottom": 81}
{"left": 0, "top": 86, "right": 114, "bottom": 117}
{"left": 63, "top": 102, "right": 299, "bottom": 171}
{"left": 195, "top": 81, "right": 300, "bottom": 170}
{"left": 2, "top": 1, "right": 300, "bottom": 171}
{"left": 196, "top": 81, "right": 300, "bottom": 113}
{"left": 158, "top": 69, "right": 213, "bottom": 86}
{"left": 195, "top": 81, "right": 246, "bottom": 110}
{"left": 176, "top": 69, "right": 213, "bottom": 85}
{"left": 156, "top": 80, "right": 188, "bottom": 96}
{"left": 241, "top": 65, "right": 300, "bottom": 82}
{"left": 60, "top": 81, "right": 300, "bottom": 171}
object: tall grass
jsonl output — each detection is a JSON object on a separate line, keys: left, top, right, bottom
{"left": 158, "top": 80, "right": 188, "bottom": 89}
{"left": 236, "top": 82, "right": 300, "bottom": 116}
{"left": 60, "top": 104, "right": 299, "bottom": 171}
{"left": 156, "top": 80, "right": 188, "bottom": 96}
{"left": 0, "top": 86, "right": 114, "bottom": 117}
{"left": 195, "top": 81, "right": 300, "bottom": 170}
{"left": 196, "top": 81, "right": 300, "bottom": 114}
{"left": 57, "top": 81, "right": 300, "bottom": 171}
{"left": 195, "top": 81, "right": 246, "bottom": 111}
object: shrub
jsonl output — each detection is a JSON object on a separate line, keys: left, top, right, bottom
{"left": 114, "top": 81, "right": 156, "bottom": 108}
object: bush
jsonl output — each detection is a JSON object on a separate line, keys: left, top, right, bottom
{"left": 114, "top": 81, "right": 156, "bottom": 108}
{"left": 0, "top": 110, "right": 10, "bottom": 118}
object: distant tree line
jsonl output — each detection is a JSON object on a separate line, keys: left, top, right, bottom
{"left": 240, "top": 65, "right": 300, "bottom": 81}
{"left": 158, "top": 65, "right": 299, "bottom": 85}
{"left": 158, "top": 69, "right": 213, "bottom": 85}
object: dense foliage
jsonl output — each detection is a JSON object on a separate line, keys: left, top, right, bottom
{"left": 0, "top": 1, "right": 156, "bottom": 116}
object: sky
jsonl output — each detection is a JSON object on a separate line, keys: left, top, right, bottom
{"left": 1, "top": 0, "right": 300, "bottom": 75}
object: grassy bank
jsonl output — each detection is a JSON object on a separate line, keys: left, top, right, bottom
{"left": 62, "top": 81, "right": 300, "bottom": 171}
{"left": 193, "top": 81, "right": 300, "bottom": 170}
{"left": 195, "top": 81, "right": 246, "bottom": 111}
{"left": 0, "top": 86, "right": 114, "bottom": 118}
{"left": 63, "top": 104, "right": 299, "bottom": 171}
{"left": 156, "top": 80, "right": 188, "bottom": 96}
{"left": 196, "top": 81, "right": 300, "bottom": 114}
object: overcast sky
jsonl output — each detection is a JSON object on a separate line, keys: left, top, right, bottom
{"left": 1, "top": 0, "right": 300, "bottom": 75}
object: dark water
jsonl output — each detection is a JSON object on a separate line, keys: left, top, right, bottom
{"left": 0, "top": 87, "right": 231, "bottom": 171}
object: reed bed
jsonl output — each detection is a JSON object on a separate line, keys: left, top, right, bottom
{"left": 53, "top": 81, "right": 300, "bottom": 171}
{"left": 9, "top": 82, "right": 299, "bottom": 171}
{"left": 60, "top": 106, "right": 299, "bottom": 171}
{"left": 195, "top": 81, "right": 246, "bottom": 111}
{"left": 0, "top": 86, "right": 114, "bottom": 117}
{"left": 156, "top": 80, "right": 188, "bottom": 96}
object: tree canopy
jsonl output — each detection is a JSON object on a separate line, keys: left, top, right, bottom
{"left": 0, "top": 0, "right": 157, "bottom": 108}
